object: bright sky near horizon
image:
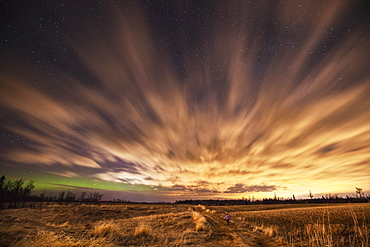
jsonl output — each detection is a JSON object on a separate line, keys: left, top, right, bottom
{"left": 1, "top": 0, "right": 369, "bottom": 202}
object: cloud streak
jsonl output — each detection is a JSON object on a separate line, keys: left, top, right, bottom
{"left": 225, "top": 184, "right": 278, "bottom": 194}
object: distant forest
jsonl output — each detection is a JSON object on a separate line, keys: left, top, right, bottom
{"left": 175, "top": 188, "right": 370, "bottom": 205}
{"left": 1, "top": 175, "right": 369, "bottom": 209}
{"left": 0, "top": 176, "right": 103, "bottom": 209}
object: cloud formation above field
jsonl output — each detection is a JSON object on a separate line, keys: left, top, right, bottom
{"left": 1, "top": 1, "right": 369, "bottom": 201}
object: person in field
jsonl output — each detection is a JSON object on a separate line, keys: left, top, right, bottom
{"left": 225, "top": 213, "right": 230, "bottom": 225}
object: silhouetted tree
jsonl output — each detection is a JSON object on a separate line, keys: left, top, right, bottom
{"left": 87, "top": 192, "right": 104, "bottom": 202}
{"left": 23, "top": 180, "right": 35, "bottom": 197}
{"left": 0, "top": 176, "right": 36, "bottom": 208}
{"left": 40, "top": 190, "right": 46, "bottom": 200}
{"left": 0, "top": 175, "right": 5, "bottom": 191}
{"left": 65, "top": 191, "right": 76, "bottom": 201}
{"left": 58, "top": 191, "right": 65, "bottom": 201}
{"left": 79, "top": 191, "right": 87, "bottom": 201}
{"left": 309, "top": 190, "right": 314, "bottom": 199}
{"left": 355, "top": 187, "right": 363, "bottom": 198}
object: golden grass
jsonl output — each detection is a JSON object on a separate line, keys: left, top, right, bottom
{"left": 133, "top": 223, "right": 152, "bottom": 237}
{"left": 1, "top": 203, "right": 216, "bottom": 247}
{"left": 192, "top": 211, "right": 207, "bottom": 231}
{"left": 19, "top": 230, "right": 115, "bottom": 247}
{"left": 4, "top": 203, "right": 367, "bottom": 246}
{"left": 228, "top": 203, "right": 370, "bottom": 246}
{"left": 46, "top": 221, "right": 69, "bottom": 227}
{"left": 90, "top": 220, "right": 121, "bottom": 238}
{"left": 20, "top": 220, "right": 121, "bottom": 247}
{"left": 204, "top": 208, "right": 217, "bottom": 214}
{"left": 253, "top": 224, "right": 278, "bottom": 238}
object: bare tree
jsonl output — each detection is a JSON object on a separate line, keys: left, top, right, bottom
{"left": 355, "top": 187, "right": 363, "bottom": 198}
{"left": 65, "top": 191, "right": 76, "bottom": 201}
{"left": 79, "top": 191, "right": 87, "bottom": 202}
{"left": 58, "top": 191, "right": 65, "bottom": 201}
{"left": 309, "top": 190, "right": 314, "bottom": 199}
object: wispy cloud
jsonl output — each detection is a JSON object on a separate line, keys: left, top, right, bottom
{"left": 49, "top": 171, "right": 80, "bottom": 178}
{"left": 225, "top": 184, "right": 278, "bottom": 194}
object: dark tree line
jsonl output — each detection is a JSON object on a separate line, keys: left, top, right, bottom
{"left": 0, "top": 175, "right": 35, "bottom": 204}
{"left": 175, "top": 189, "right": 370, "bottom": 206}
{"left": 38, "top": 190, "right": 103, "bottom": 203}
{"left": 0, "top": 176, "right": 104, "bottom": 209}
{"left": 53, "top": 191, "right": 103, "bottom": 202}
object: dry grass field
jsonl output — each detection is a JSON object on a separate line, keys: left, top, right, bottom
{"left": 0, "top": 203, "right": 368, "bottom": 246}
{"left": 207, "top": 203, "right": 370, "bottom": 246}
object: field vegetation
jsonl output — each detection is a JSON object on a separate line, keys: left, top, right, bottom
{"left": 0, "top": 202, "right": 368, "bottom": 246}
{"left": 207, "top": 203, "right": 370, "bottom": 246}
{"left": 0, "top": 203, "right": 211, "bottom": 246}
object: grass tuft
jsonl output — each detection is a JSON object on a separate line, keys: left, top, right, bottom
{"left": 134, "top": 223, "right": 152, "bottom": 237}
{"left": 90, "top": 220, "right": 121, "bottom": 238}
{"left": 253, "top": 224, "right": 278, "bottom": 237}
{"left": 192, "top": 211, "right": 207, "bottom": 231}
{"left": 21, "top": 230, "right": 115, "bottom": 247}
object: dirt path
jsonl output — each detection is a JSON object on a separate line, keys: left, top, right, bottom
{"left": 194, "top": 207, "right": 280, "bottom": 247}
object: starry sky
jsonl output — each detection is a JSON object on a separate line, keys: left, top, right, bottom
{"left": 1, "top": 0, "right": 369, "bottom": 202}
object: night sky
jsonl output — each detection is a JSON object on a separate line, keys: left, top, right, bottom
{"left": 1, "top": 1, "right": 369, "bottom": 202}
